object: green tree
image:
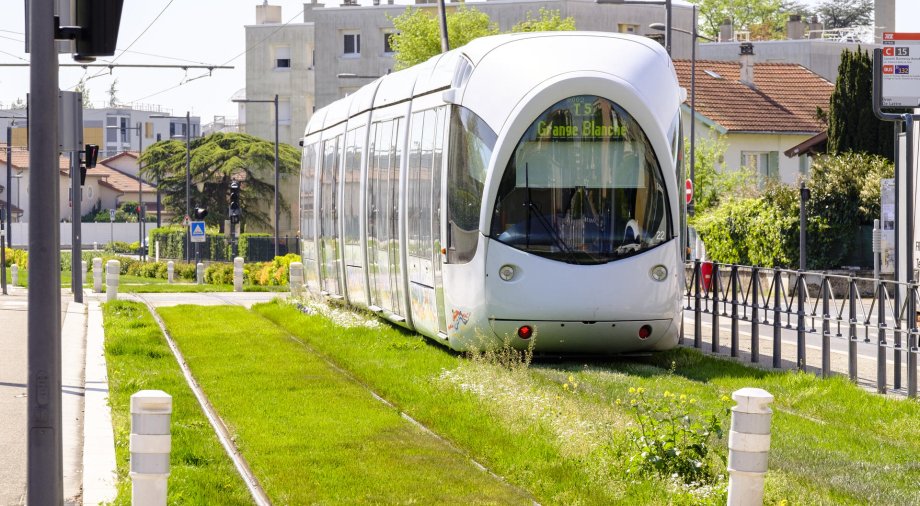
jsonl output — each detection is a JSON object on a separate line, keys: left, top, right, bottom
{"left": 693, "top": 0, "right": 787, "bottom": 40}
{"left": 816, "top": 0, "right": 873, "bottom": 30}
{"left": 827, "top": 47, "right": 894, "bottom": 161}
{"left": 107, "top": 78, "right": 120, "bottom": 108}
{"left": 390, "top": 7, "right": 499, "bottom": 70}
{"left": 74, "top": 77, "right": 92, "bottom": 108}
{"left": 139, "top": 132, "right": 301, "bottom": 231}
{"left": 510, "top": 8, "right": 576, "bottom": 32}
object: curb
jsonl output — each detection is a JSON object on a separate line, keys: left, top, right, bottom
{"left": 82, "top": 300, "right": 117, "bottom": 504}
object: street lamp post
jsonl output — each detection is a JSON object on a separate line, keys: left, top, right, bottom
{"left": 232, "top": 94, "right": 280, "bottom": 257}
{"left": 651, "top": 7, "right": 713, "bottom": 218}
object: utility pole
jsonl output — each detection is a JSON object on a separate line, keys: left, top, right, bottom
{"left": 28, "top": 0, "right": 63, "bottom": 501}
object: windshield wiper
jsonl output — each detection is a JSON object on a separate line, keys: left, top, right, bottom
{"left": 523, "top": 163, "right": 581, "bottom": 264}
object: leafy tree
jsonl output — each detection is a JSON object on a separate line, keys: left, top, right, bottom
{"left": 816, "top": 0, "right": 873, "bottom": 30}
{"left": 827, "top": 47, "right": 894, "bottom": 161}
{"left": 390, "top": 7, "right": 498, "bottom": 70}
{"left": 510, "top": 8, "right": 576, "bottom": 33}
{"left": 107, "top": 78, "right": 120, "bottom": 108}
{"left": 693, "top": 0, "right": 787, "bottom": 40}
{"left": 74, "top": 77, "right": 92, "bottom": 108}
{"left": 139, "top": 132, "right": 300, "bottom": 231}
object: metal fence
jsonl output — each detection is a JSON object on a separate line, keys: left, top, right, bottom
{"left": 684, "top": 260, "right": 919, "bottom": 397}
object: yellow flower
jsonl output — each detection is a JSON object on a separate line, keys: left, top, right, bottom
{"left": 680, "top": 394, "right": 687, "bottom": 401}
{"left": 721, "top": 395, "right": 731, "bottom": 402}
{"left": 568, "top": 374, "right": 575, "bottom": 383}
{"left": 629, "top": 387, "right": 636, "bottom": 394}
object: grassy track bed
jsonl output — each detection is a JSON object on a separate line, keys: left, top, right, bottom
{"left": 156, "top": 304, "right": 531, "bottom": 504}
{"left": 102, "top": 301, "right": 252, "bottom": 504}
{"left": 254, "top": 301, "right": 920, "bottom": 505}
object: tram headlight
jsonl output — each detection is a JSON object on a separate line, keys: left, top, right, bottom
{"left": 499, "top": 264, "right": 515, "bottom": 281}
{"left": 650, "top": 265, "right": 668, "bottom": 282}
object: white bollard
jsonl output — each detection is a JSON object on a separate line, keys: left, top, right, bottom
{"left": 233, "top": 257, "right": 244, "bottom": 292}
{"left": 196, "top": 262, "right": 204, "bottom": 285}
{"left": 289, "top": 261, "right": 304, "bottom": 297}
{"left": 93, "top": 257, "right": 103, "bottom": 293}
{"left": 130, "top": 390, "right": 172, "bottom": 506}
{"left": 81, "top": 260, "right": 87, "bottom": 289}
{"left": 727, "top": 388, "right": 774, "bottom": 506}
{"left": 155, "top": 241, "right": 160, "bottom": 264}
{"left": 93, "top": 241, "right": 98, "bottom": 251}
{"left": 11, "top": 264, "right": 18, "bottom": 286}
{"left": 106, "top": 260, "right": 121, "bottom": 302}
{"left": 167, "top": 261, "right": 174, "bottom": 284}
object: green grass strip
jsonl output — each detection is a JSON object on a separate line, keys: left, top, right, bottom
{"left": 102, "top": 301, "right": 252, "bottom": 504}
{"left": 156, "top": 304, "right": 531, "bottom": 504}
{"left": 254, "top": 301, "right": 920, "bottom": 505}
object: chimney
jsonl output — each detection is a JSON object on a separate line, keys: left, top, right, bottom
{"left": 786, "top": 14, "right": 806, "bottom": 40}
{"left": 807, "top": 16, "right": 824, "bottom": 39}
{"left": 256, "top": 2, "right": 282, "bottom": 24}
{"left": 739, "top": 43, "right": 755, "bottom": 88}
{"left": 719, "top": 19, "right": 733, "bottom": 42}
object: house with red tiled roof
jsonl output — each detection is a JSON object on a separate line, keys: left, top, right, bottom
{"left": 673, "top": 55, "right": 834, "bottom": 185}
{"left": 0, "top": 147, "right": 160, "bottom": 223}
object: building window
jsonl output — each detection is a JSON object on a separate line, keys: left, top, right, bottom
{"left": 618, "top": 23, "right": 639, "bottom": 34}
{"left": 343, "top": 32, "right": 361, "bottom": 56}
{"left": 798, "top": 155, "right": 811, "bottom": 175}
{"left": 274, "top": 45, "right": 291, "bottom": 69}
{"left": 384, "top": 31, "right": 396, "bottom": 54}
{"left": 742, "top": 151, "right": 779, "bottom": 181}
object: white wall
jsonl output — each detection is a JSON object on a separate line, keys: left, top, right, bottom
{"left": 5, "top": 222, "right": 147, "bottom": 249}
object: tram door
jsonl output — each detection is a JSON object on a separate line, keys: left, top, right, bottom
{"left": 319, "top": 135, "right": 342, "bottom": 296}
{"left": 342, "top": 126, "right": 367, "bottom": 306}
{"left": 407, "top": 107, "right": 448, "bottom": 336}
{"left": 367, "top": 118, "right": 405, "bottom": 315}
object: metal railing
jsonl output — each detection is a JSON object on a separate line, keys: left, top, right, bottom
{"left": 684, "top": 261, "right": 919, "bottom": 396}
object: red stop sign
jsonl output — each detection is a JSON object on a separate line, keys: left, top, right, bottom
{"left": 685, "top": 179, "right": 693, "bottom": 204}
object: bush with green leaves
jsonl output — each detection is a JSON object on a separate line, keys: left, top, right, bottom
{"left": 619, "top": 386, "right": 730, "bottom": 486}
{"left": 694, "top": 152, "right": 893, "bottom": 269}
{"left": 3, "top": 248, "right": 28, "bottom": 269}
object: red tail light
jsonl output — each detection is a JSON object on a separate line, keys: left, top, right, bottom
{"left": 518, "top": 325, "right": 533, "bottom": 339}
{"left": 638, "top": 325, "right": 652, "bottom": 339}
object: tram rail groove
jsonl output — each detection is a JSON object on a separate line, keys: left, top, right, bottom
{"left": 684, "top": 260, "right": 919, "bottom": 396}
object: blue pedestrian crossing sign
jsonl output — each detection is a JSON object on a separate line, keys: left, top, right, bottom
{"left": 190, "top": 221, "right": 206, "bottom": 243}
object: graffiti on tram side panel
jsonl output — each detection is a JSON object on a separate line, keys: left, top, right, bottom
{"left": 449, "top": 309, "right": 471, "bottom": 332}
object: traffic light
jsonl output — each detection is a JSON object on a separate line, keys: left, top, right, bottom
{"left": 79, "top": 144, "right": 99, "bottom": 185}
{"left": 229, "top": 181, "right": 242, "bottom": 225}
{"left": 194, "top": 207, "right": 208, "bottom": 220}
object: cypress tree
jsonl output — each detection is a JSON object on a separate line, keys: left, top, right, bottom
{"left": 827, "top": 47, "right": 895, "bottom": 161}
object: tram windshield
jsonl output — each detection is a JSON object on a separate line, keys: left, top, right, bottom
{"left": 489, "top": 95, "right": 671, "bottom": 264}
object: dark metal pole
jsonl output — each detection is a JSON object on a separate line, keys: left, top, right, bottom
{"left": 800, "top": 182, "right": 808, "bottom": 270}
{"left": 1, "top": 210, "right": 6, "bottom": 295}
{"left": 665, "top": 0, "right": 672, "bottom": 56}
{"left": 70, "top": 151, "right": 82, "bottom": 303}
{"left": 437, "top": 0, "right": 450, "bottom": 53}
{"left": 274, "top": 94, "right": 280, "bottom": 258}
{"left": 186, "top": 111, "right": 191, "bottom": 263}
{"left": 5, "top": 126, "right": 11, "bottom": 245}
{"left": 688, "top": 4, "right": 696, "bottom": 218}
{"left": 28, "top": 0, "right": 63, "bottom": 500}
{"left": 905, "top": 115, "right": 917, "bottom": 398}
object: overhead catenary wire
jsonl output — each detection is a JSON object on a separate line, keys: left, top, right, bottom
{"left": 126, "top": 8, "right": 304, "bottom": 104}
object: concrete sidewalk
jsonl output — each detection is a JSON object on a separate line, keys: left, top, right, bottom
{"left": 0, "top": 285, "right": 284, "bottom": 505}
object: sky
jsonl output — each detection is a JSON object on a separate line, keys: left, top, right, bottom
{"left": 0, "top": 0, "right": 917, "bottom": 124}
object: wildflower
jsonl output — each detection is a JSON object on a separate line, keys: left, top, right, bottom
{"left": 629, "top": 387, "right": 636, "bottom": 394}
{"left": 720, "top": 395, "right": 730, "bottom": 402}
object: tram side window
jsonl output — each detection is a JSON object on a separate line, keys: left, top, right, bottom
{"left": 300, "top": 142, "right": 318, "bottom": 260}
{"left": 446, "top": 106, "right": 496, "bottom": 263}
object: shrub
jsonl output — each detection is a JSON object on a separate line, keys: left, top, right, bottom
{"left": 619, "top": 385, "right": 730, "bottom": 486}
{"left": 693, "top": 196, "right": 795, "bottom": 267}
{"left": 205, "top": 263, "right": 234, "bottom": 285}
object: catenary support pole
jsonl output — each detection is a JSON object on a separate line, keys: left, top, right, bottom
{"left": 28, "top": 0, "right": 64, "bottom": 501}
{"left": 274, "top": 95, "right": 280, "bottom": 258}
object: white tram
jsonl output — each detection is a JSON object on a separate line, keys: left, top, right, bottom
{"left": 299, "top": 32, "right": 686, "bottom": 353}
